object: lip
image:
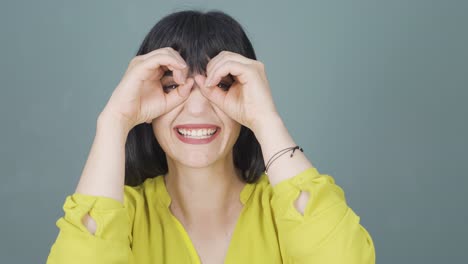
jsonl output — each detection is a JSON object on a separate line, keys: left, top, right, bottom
{"left": 174, "top": 124, "right": 220, "bottom": 129}
{"left": 174, "top": 126, "right": 221, "bottom": 145}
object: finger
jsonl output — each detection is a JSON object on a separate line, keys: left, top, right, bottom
{"left": 135, "top": 54, "right": 187, "bottom": 82}
{"left": 194, "top": 74, "right": 207, "bottom": 89}
{"left": 145, "top": 66, "right": 165, "bottom": 82}
{"left": 174, "top": 66, "right": 188, "bottom": 85}
{"left": 165, "top": 77, "right": 194, "bottom": 109}
{"left": 166, "top": 48, "right": 188, "bottom": 67}
{"left": 206, "top": 51, "right": 251, "bottom": 79}
{"left": 163, "top": 48, "right": 188, "bottom": 85}
{"left": 140, "top": 47, "right": 186, "bottom": 66}
{"left": 141, "top": 48, "right": 187, "bottom": 74}
{"left": 206, "top": 58, "right": 252, "bottom": 87}
{"left": 120, "top": 55, "right": 187, "bottom": 100}
{"left": 131, "top": 47, "right": 185, "bottom": 77}
{"left": 199, "top": 80, "right": 227, "bottom": 109}
{"left": 165, "top": 49, "right": 189, "bottom": 84}
{"left": 205, "top": 51, "right": 225, "bottom": 76}
{"left": 140, "top": 81, "right": 166, "bottom": 121}
{"left": 137, "top": 48, "right": 162, "bottom": 60}
{"left": 206, "top": 51, "right": 234, "bottom": 74}
{"left": 161, "top": 64, "right": 188, "bottom": 85}
{"left": 205, "top": 60, "right": 251, "bottom": 88}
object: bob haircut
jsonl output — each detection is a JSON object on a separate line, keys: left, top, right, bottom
{"left": 125, "top": 9, "right": 265, "bottom": 186}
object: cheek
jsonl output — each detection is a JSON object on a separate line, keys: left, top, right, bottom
{"left": 151, "top": 118, "right": 170, "bottom": 143}
{"left": 217, "top": 113, "right": 241, "bottom": 137}
{"left": 226, "top": 121, "right": 242, "bottom": 140}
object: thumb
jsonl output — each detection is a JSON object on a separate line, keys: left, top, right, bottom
{"left": 199, "top": 84, "right": 226, "bottom": 110}
{"left": 165, "top": 77, "right": 194, "bottom": 109}
{"left": 195, "top": 75, "right": 225, "bottom": 109}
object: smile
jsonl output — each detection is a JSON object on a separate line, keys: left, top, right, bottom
{"left": 173, "top": 127, "right": 221, "bottom": 144}
{"left": 177, "top": 128, "right": 217, "bottom": 138}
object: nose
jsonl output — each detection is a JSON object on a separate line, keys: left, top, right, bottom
{"left": 182, "top": 74, "right": 211, "bottom": 115}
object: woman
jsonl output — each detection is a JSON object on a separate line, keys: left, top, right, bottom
{"left": 47, "top": 9, "right": 375, "bottom": 264}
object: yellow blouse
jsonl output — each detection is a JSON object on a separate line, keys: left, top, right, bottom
{"left": 46, "top": 167, "right": 375, "bottom": 263}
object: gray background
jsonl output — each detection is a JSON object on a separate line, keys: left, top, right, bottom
{"left": 1, "top": 0, "right": 466, "bottom": 263}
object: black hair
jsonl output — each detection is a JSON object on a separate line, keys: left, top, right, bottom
{"left": 124, "top": 9, "right": 266, "bottom": 187}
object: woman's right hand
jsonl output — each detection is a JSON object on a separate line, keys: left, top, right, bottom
{"left": 99, "top": 47, "right": 194, "bottom": 133}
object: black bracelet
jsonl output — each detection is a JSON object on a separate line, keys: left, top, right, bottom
{"left": 265, "top": 145, "right": 304, "bottom": 175}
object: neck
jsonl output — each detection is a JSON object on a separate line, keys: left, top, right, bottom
{"left": 164, "top": 153, "right": 245, "bottom": 225}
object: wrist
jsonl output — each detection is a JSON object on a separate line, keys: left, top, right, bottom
{"left": 97, "top": 110, "right": 131, "bottom": 140}
{"left": 252, "top": 114, "right": 284, "bottom": 138}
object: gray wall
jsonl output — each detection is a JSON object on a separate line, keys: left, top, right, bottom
{"left": 1, "top": 0, "right": 466, "bottom": 263}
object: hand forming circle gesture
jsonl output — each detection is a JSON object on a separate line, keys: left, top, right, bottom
{"left": 197, "top": 51, "right": 280, "bottom": 133}
{"left": 100, "top": 47, "right": 194, "bottom": 132}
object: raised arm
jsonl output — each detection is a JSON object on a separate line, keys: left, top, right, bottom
{"left": 46, "top": 113, "right": 134, "bottom": 264}
{"left": 47, "top": 47, "right": 193, "bottom": 264}
{"left": 75, "top": 112, "right": 129, "bottom": 234}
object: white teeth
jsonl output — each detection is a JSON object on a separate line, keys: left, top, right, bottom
{"left": 177, "top": 128, "right": 217, "bottom": 138}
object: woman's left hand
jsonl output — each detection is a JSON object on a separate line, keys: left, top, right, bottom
{"left": 198, "top": 51, "right": 280, "bottom": 133}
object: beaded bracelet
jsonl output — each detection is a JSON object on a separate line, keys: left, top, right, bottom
{"left": 265, "top": 145, "right": 304, "bottom": 175}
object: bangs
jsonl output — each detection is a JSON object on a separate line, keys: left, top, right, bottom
{"left": 136, "top": 10, "right": 256, "bottom": 76}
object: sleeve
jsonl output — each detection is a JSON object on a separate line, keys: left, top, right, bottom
{"left": 270, "top": 167, "right": 376, "bottom": 264}
{"left": 46, "top": 191, "right": 135, "bottom": 264}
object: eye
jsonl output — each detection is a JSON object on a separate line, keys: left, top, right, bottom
{"left": 163, "top": 84, "right": 178, "bottom": 93}
{"left": 163, "top": 82, "right": 232, "bottom": 93}
{"left": 217, "top": 82, "right": 232, "bottom": 91}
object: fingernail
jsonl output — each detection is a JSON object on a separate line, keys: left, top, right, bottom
{"left": 180, "top": 62, "right": 187, "bottom": 68}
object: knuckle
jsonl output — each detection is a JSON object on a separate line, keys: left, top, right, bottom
{"left": 151, "top": 53, "right": 172, "bottom": 64}
{"left": 152, "top": 48, "right": 168, "bottom": 56}
{"left": 149, "top": 49, "right": 163, "bottom": 56}
{"left": 129, "top": 56, "right": 142, "bottom": 66}
{"left": 225, "top": 53, "right": 235, "bottom": 60}
{"left": 255, "top": 60, "right": 265, "bottom": 69}
{"left": 157, "top": 53, "right": 171, "bottom": 59}
{"left": 132, "top": 55, "right": 143, "bottom": 62}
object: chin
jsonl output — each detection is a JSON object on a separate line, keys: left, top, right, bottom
{"left": 173, "top": 150, "right": 223, "bottom": 168}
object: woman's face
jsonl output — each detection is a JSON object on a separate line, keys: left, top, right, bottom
{"left": 151, "top": 72, "right": 241, "bottom": 168}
